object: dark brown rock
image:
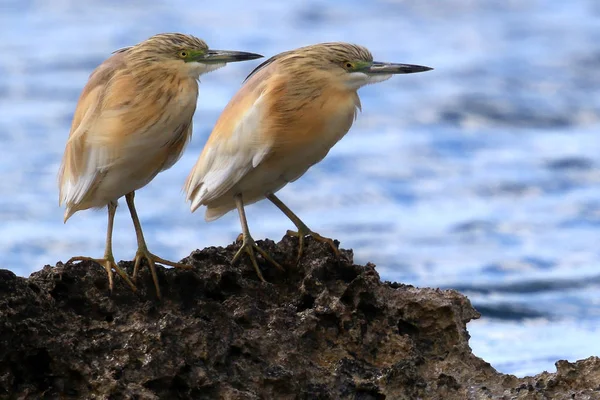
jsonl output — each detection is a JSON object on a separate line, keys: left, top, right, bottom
{"left": 0, "top": 235, "right": 598, "bottom": 399}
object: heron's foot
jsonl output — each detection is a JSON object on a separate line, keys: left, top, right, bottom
{"left": 286, "top": 228, "right": 340, "bottom": 263}
{"left": 67, "top": 256, "right": 137, "bottom": 293}
{"left": 132, "top": 248, "right": 191, "bottom": 299}
{"left": 232, "top": 234, "right": 284, "bottom": 281}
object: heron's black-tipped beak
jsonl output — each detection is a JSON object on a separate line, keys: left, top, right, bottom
{"left": 199, "top": 49, "right": 263, "bottom": 63}
{"left": 365, "top": 61, "right": 433, "bottom": 74}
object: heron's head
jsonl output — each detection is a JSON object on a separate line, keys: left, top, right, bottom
{"left": 246, "top": 42, "right": 432, "bottom": 90}
{"left": 124, "top": 33, "right": 263, "bottom": 78}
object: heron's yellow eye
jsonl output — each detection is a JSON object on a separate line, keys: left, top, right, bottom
{"left": 179, "top": 51, "right": 188, "bottom": 58}
{"left": 343, "top": 61, "right": 355, "bottom": 70}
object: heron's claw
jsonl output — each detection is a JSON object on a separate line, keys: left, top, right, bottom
{"left": 68, "top": 256, "right": 137, "bottom": 293}
{"left": 232, "top": 234, "right": 284, "bottom": 281}
{"left": 131, "top": 248, "right": 191, "bottom": 299}
{"left": 286, "top": 229, "right": 340, "bottom": 263}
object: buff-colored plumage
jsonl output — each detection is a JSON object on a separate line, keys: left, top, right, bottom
{"left": 58, "top": 33, "right": 262, "bottom": 297}
{"left": 185, "top": 42, "right": 432, "bottom": 279}
{"left": 60, "top": 47, "right": 197, "bottom": 220}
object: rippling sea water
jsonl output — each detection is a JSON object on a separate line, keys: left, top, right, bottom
{"left": 1, "top": 0, "right": 599, "bottom": 377}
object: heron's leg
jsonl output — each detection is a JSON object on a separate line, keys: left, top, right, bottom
{"left": 232, "top": 194, "right": 284, "bottom": 281}
{"left": 69, "top": 201, "right": 137, "bottom": 293}
{"left": 125, "top": 191, "right": 190, "bottom": 299}
{"left": 266, "top": 193, "right": 340, "bottom": 262}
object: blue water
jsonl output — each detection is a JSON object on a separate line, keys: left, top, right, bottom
{"left": 2, "top": 0, "right": 600, "bottom": 378}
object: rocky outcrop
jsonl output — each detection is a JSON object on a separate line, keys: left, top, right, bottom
{"left": 0, "top": 235, "right": 598, "bottom": 399}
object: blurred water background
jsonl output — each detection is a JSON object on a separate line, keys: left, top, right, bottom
{"left": 1, "top": 0, "right": 600, "bottom": 378}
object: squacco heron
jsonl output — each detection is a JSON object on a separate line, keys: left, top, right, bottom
{"left": 184, "top": 42, "right": 432, "bottom": 280}
{"left": 58, "top": 33, "right": 262, "bottom": 297}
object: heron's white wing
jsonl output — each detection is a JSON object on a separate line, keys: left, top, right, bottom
{"left": 58, "top": 54, "right": 124, "bottom": 210}
{"left": 185, "top": 92, "right": 271, "bottom": 212}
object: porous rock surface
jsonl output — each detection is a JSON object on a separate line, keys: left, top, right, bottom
{"left": 0, "top": 235, "right": 598, "bottom": 399}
